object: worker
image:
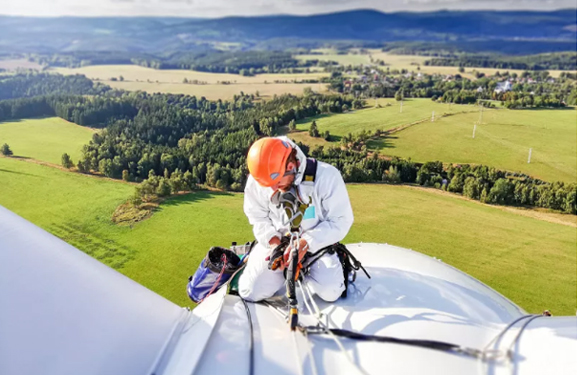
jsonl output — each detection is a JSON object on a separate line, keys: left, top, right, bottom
{"left": 238, "top": 136, "right": 354, "bottom": 302}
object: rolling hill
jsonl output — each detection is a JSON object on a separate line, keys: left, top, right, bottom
{"left": 0, "top": 9, "right": 575, "bottom": 53}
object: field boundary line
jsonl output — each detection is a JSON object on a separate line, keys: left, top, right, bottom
{"left": 382, "top": 109, "right": 479, "bottom": 136}
{"left": 0, "top": 155, "right": 138, "bottom": 186}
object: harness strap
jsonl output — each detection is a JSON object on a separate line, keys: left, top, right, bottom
{"left": 301, "top": 326, "right": 485, "bottom": 359}
{"left": 303, "top": 158, "right": 318, "bottom": 183}
{"left": 303, "top": 243, "right": 371, "bottom": 279}
{"left": 302, "top": 243, "right": 371, "bottom": 298}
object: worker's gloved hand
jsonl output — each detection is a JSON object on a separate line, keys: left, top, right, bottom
{"left": 266, "top": 235, "right": 291, "bottom": 271}
{"left": 279, "top": 238, "right": 309, "bottom": 271}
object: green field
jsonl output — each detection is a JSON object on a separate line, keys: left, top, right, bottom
{"left": 369, "top": 106, "right": 577, "bottom": 183}
{"left": 296, "top": 99, "right": 473, "bottom": 137}
{"left": 0, "top": 117, "right": 95, "bottom": 164}
{"left": 1, "top": 156, "right": 574, "bottom": 314}
{"left": 0, "top": 58, "right": 43, "bottom": 71}
{"left": 52, "top": 65, "right": 329, "bottom": 100}
{"left": 293, "top": 100, "right": 576, "bottom": 183}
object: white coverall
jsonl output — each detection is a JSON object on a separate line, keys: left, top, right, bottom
{"left": 238, "top": 137, "right": 354, "bottom": 302}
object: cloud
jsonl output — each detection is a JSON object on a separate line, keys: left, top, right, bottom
{"left": 0, "top": 0, "right": 574, "bottom": 17}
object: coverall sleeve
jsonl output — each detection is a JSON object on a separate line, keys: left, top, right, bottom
{"left": 301, "top": 166, "right": 354, "bottom": 252}
{"left": 244, "top": 176, "right": 282, "bottom": 247}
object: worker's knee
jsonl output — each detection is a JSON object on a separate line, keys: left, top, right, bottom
{"left": 306, "top": 252, "right": 345, "bottom": 302}
{"left": 314, "top": 282, "right": 345, "bottom": 302}
{"left": 238, "top": 277, "right": 274, "bottom": 302}
{"left": 238, "top": 263, "right": 284, "bottom": 302}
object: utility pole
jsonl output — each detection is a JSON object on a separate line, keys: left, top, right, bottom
{"left": 478, "top": 105, "right": 483, "bottom": 125}
{"left": 528, "top": 148, "right": 532, "bottom": 163}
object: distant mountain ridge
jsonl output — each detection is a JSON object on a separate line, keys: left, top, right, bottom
{"left": 0, "top": 9, "right": 575, "bottom": 54}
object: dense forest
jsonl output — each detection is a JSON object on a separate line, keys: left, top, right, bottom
{"left": 380, "top": 40, "right": 577, "bottom": 56}
{"left": 424, "top": 52, "right": 577, "bottom": 71}
{"left": 0, "top": 72, "right": 110, "bottom": 100}
{"left": 0, "top": 72, "right": 574, "bottom": 214}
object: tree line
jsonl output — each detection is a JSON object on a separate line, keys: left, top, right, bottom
{"left": 424, "top": 52, "right": 577, "bottom": 71}
{"left": 0, "top": 72, "right": 110, "bottom": 100}
{"left": 28, "top": 50, "right": 319, "bottom": 75}
{"left": 307, "top": 146, "right": 576, "bottom": 214}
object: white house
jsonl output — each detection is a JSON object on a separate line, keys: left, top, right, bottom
{"left": 494, "top": 81, "right": 513, "bottom": 93}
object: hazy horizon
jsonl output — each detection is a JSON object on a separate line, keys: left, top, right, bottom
{"left": 1, "top": 0, "right": 575, "bottom": 18}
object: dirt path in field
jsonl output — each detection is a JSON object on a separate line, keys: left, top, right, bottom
{"left": 403, "top": 184, "right": 577, "bottom": 228}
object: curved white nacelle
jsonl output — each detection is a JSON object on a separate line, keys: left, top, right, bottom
{"left": 0, "top": 205, "right": 575, "bottom": 375}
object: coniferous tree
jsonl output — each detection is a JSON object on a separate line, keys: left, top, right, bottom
{"left": 1, "top": 143, "right": 13, "bottom": 156}
{"left": 61, "top": 153, "right": 73, "bottom": 169}
{"left": 309, "top": 121, "right": 320, "bottom": 137}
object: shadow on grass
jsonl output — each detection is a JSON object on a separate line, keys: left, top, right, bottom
{"left": 367, "top": 136, "right": 398, "bottom": 150}
{"left": 0, "top": 116, "right": 54, "bottom": 124}
{"left": 295, "top": 113, "right": 339, "bottom": 125}
{"left": 514, "top": 107, "right": 576, "bottom": 111}
{"left": 327, "top": 134, "right": 342, "bottom": 142}
{"left": 0, "top": 167, "right": 41, "bottom": 177}
{"left": 159, "top": 190, "right": 235, "bottom": 209}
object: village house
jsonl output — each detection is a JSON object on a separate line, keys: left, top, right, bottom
{"left": 494, "top": 81, "right": 512, "bottom": 93}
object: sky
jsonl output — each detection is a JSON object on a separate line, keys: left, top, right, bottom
{"left": 0, "top": 0, "right": 574, "bottom": 17}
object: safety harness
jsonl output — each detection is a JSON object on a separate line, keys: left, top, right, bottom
{"left": 302, "top": 243, "right": 371, "bottom": 298}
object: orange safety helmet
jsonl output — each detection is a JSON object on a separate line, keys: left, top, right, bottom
{"left": 247, "top": 137, "right": 293, "bottom": 187}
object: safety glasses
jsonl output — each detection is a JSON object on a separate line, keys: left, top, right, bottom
{"left": 269, "top": 167, "right": 296, "bottom": 182}
{"left": 283, "top": 167, "right": 297, "bottom": 177}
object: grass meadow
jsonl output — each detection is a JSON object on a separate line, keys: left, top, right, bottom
{"left": 52, "top": 65, "right": 329, "bottom": 100}
{"left": 0, "top": 58, "right": 44, "bottom": 71}
{"left": 0, "top": 117, "right": 95, "bottom": 164}
{"left": 370, "top": 106, "right": 577, "bottom": 183}
{"left": 295, "top": 99, "right": 474, "bottom": 136}
{"left": 291, "top": 100, "right": 576, "bottom": 183}
{"left": 1, "top": 156, "right": 574, "bottom": 314}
